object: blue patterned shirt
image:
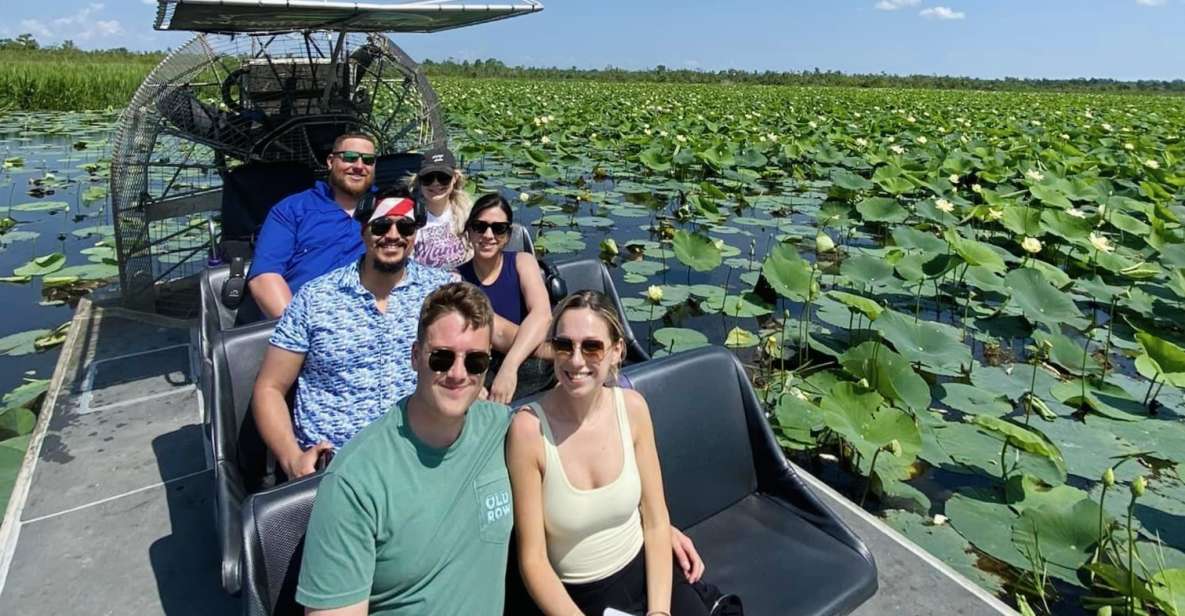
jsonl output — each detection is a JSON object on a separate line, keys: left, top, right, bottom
{"left": 270, "top": 259, "right": 456, "bottom": 449}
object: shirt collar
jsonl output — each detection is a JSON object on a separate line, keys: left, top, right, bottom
{"left": 339, "top": 258, "right": 423, "bottom": 296}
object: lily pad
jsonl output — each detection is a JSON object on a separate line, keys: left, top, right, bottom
{"left": 11, "top": 201, "right": 68, "bottom": 212}
{"left": 724, "top": 327, "right": 759, "bottom": 349}
{"left": 13, "top": 253, "right": 66, "bottom": 277}
{"left": 671, "top": 230, "right": 722, "bottom": 272}
{"left": 762, "top": 241, "right": 819, "bottom": 302}
{"left": 872, "top": 310, "right": 968, "bottom": 376}
{"left": 652, "top": 327, "right": 709, "bottom": 352}
{"left": 1004, "top": 267, "right": 1085, "bottom": 329}
{"left": 883, "top": 509, "right": 1006, "bottom": 594}
{"left": 1012, "top": 497, "right": 1105, "bottom": 585}
{"left": 0, "top": 329, "right": 52, "bottom": 357}
{"left": 840, "top": 341, "right": 931, "bottom": 411}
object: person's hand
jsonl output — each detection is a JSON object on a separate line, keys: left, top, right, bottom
{"left": 671, "top": 527, "right": 704, "bottom": 583}
{"left": 489, "top": 368, "right": 519, "bottom": 405}
{"left": 281, "top": 441, "right": 332, "bottom": 479}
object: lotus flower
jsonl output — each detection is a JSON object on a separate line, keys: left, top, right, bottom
{"left": 1089, "top": 231, "right": 1114, "bottom": 253}
{"left": 646, "top": 285, "right": 663, "bottom": 303}
{"left": 935, "top": 198, "right": 955, "bottom": 213}
{"left": 1025, "top": 169, "right": 1045, "bottom": 182}
{"left": 519, "top": 192, "right": 530, "bottom": 203}
{"left": 1021, "top": 236, "right": 1042, "bottom": 254}
{"left": 948, "top": 174, "right": 960, "bottom": 184}
{"left": 815, "top": 233, "right": 835, "bottom": 253}
{"left": 1144, "top": 159, "right": 1161, "bottom": 170}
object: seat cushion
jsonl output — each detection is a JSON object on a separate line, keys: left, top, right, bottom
{"left": 687, "top": 493, "right": 877, "bottom": 616}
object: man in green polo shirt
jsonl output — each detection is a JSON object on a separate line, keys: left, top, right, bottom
{"left": 296, "top": 282, "right": 513, "bottom": 614}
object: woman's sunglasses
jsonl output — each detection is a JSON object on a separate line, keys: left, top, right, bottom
{"left": 419, "top": 171, "right": 453, "bottom": 186}
{"left": 550, "top": 337, "right": 607, "bottom": 363}
{"left": 467, "top": 221, "right": 511, "bottom": 236}
{"left": 368, "top": 216, "right": 418, "bottom": 238}
{"left": 333, "top": 150, "right": 376, "bottom": 165}
{"left": 427, "top": 348, "right": 492, "bottom": 375}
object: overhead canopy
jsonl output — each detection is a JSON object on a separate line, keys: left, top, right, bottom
{"left": 154, "top": 0, "right": 542, "bottom": 33}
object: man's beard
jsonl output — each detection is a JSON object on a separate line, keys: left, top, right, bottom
{"left": 329, "top": 166, "right": 372, "bottom": 199}
{"left": 370, "top": 240, "right": 410, "bottom": 274}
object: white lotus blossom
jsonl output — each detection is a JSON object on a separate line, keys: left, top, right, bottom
{"left": 1124, "top": 143, "right": 1135, "bottom": 151}
{"left": 1060, "top": 133, "right": 1071, "bottom": 140}
{"left": 916, "top": 136, "right": 928, "bottom": 145}
{"left": 540, "top": 136, "right": 551, "bottom": 145}
{"left": 676, "top": 134, "right": 687, "bottom": 143}
{"left": 643, "top": 129, "right": 652, "bottom": 136}
{"left": 987, "top": 208, "right": 1004, "bottom": 221}
{"left": 949, "top": 174, "right": 960, "bottom": 184}
{"left": 1144, "top": 159, "right": 1161, "bottom": 170}
{"left": 1089, "top": 232, "right": 1114, "bottom": 253}
{"left": 808, "top": 121, "right": 818, "bottom": 129}
{"left": 767, "top": 133, "right": 778, "bottom": 142}
{"left": 1025, "top": 169, "right": 1045, "bottom": 182}
{"left": 889, "top": 144, "right": 905, "bottom": 155}
{"left": 1085, "top": 110, "right": 1094, "bottom": 119}
{"left": 906, "top": 116, "right": 917, "bottom": 123}
{"left": 1102, "top": 123, "right": 1113, "bottom": 131}
{"left": 660, "top": 130, "right": 668, "bottom": 137}
{"left": 1098, "top": 203, "right": 1107, "bottom": 218}
{"left": 1066, "top": 208, "right": 1088, "bottom": 219}
{"left": 646, "top": 285, "right": 664, "bottom": 303}
{"left": 519, "top": 192, "right": 530, "bottom": 203}
{"left": 855, "top": 138, "right": 868, "bottom": 147}
{"left": 971, "top": 184, "right": 982, "bottom": 193}
{"left": 1021, "top": 236, "right": 1042, "bottom": 254}
{"left": 935, "top": 199, "right": 955, "bottom": 213}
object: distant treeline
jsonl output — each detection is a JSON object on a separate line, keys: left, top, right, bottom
{"left": 2, "top": 33, "right": 1183, "bottom": 111}
{"left": 421, "top": 58, "right": 1185, "bottom": 95}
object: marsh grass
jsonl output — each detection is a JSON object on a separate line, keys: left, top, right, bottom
{"left": 0, "top": 49, "right": 161, "bottom": 111}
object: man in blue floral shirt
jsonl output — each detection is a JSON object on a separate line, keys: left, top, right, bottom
{"left": 252, "top": 194, "right": 456, "bottom": 479}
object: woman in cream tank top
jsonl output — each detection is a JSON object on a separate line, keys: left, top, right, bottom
{"left": 507, "top": 291, "right": 709, "bottom": 616}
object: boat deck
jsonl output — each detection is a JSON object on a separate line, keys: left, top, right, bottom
{"left": 0, "top": 299, "right": 1015, "bottom": 615}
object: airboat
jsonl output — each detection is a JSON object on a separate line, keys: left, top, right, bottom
{"left": 0, "top": 2, "right": 1014, "bottom": 614}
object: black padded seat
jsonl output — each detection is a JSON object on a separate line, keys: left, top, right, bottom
{"left": 372, "top": 151, "right": 423, "bottom": 190}
{"left": 550, "top": 259, "right": 648, "bottom": 363}
{"left": 241, "top": 473, "right": 324, "bottom": 616}
{"left": 221, "top": 161, "right": 316, "bottom": 243}
{"left": 505, "top": 222, "right": 534, "bottom": 255}
{"left": 239, "top": 346, "right": 877, "bottom": 615}
{"left": 213, "top": 319, "right": 279, "bottom": 594}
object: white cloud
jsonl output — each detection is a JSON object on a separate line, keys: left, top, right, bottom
{"left": 19, "top": 3, "right": 125, "bottom": 42}
{"left": 874, "top": 0, "right": 921, "bottom": 10}
{"left": 920, "top": 6, "right": 966, "bottom": 20}
{"left": 142, "top": 0, "right": 157, "bottom": 4}
{"left": 1135, "top": 0, "right": 1166, "bottom": 5}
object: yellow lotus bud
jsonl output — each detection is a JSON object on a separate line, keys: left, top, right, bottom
{"left": 1132, "top": 476, "right": 1147, "bottom": 498}
{"left": 646, "top": 285, "right": 663, "bottom": 304}
{"left": 815, "top": 233, "right": 835, "bottom": 253}
{"left": 1097, "top": 607, "right": 1112, "bottom": 616}
{"left": 885, "top": 439, "right": 903, "bottom": 457}
{"left": 1021, "top": 236, "right": 1042, "bottom": 255}
{"left": 1103, "top": 467, "right": 1115, "bottom": 487}
{"left": 600, "top": 238, "right": 619, "bottom": 256}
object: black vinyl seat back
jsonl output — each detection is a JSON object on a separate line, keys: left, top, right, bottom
{"left": 505, "top": 223, "right": 534, "bottom": 255}
{"left": 372, "top": 152, "right": 423, "bottom": 190}
{"left": 221, "top": 161, "right": 316, "bottom": 242}
{"left": 550, "top": 259, "right": 649, "bottom": 363}
{"left": 241, "top": 473, "right": 324, "bottom": 616}
{"left": 213, "top": 319, "right": 278, "bottom": 487}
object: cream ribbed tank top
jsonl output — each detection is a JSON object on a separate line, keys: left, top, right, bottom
{"left": 531, "top": 387, "right": 644, "bottom": 584}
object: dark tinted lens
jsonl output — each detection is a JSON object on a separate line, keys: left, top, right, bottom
{"left": 463, "top": 352, "right": 492, "bottom": 374}
{"left": 421, "top": 171, "right": 452, "bottom": 185}
{"left": 468, "top": 221, "right": 511, "bottom": 236}
{"left": 394, "top": 217, "right": 419, "bottom": 237}
{"left": 368, "top": 217, "right": 394, "bottom": 236}
{"left": 427, "top": 349, "right": 490, "bottom": 375}
{"left": 579, "top": 340, "right": 607, "bottom": 362}
{"left": 550, "top": 337, "right": 576, "bottom": 356}
{"left": 427, "top": 349, "right": 456, "bottom": 373}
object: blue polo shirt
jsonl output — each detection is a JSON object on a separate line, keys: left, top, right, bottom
{"left": 248, "top": 181, "right": 365, "bottom": 296}
{"left": 269, "top": 259, "right": 456, "bottom": 449}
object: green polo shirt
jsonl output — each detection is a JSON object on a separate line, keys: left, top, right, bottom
{"left": 296, "top": 397, "right": 513, "bottom": 614}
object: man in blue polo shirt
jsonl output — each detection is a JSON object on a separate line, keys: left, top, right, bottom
{"left": 252, "top": 194, "right": 456, "bottom": 478}
{"left": 247, "top": 131, "right": 376, "bottom": 319}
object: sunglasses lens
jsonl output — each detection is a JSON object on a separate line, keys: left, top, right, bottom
{"left": 427, "top": 349, "right": 455, "bottom": 373}
{"left": 581, "top": 340, "right": 606, "bottom": 362}
{"left": 336, "top": 151, "right": 375, "bottom": 165}
{"left": 395, "top": 217, "right": 418, "bottom": 237}
{"left": 368, "top": 217, "right": 393, "bottom": 236}
{"left": 490, "top": 222, "right": 511, "bottom": 236}
{"left": 422, "top": 172, "right": 451, "bottom": 185}
{"left": 551, "top": 338, "right": 575, "bottom": 356}
{"left": 463, "top": 352, "right": 492, "bottom": 375}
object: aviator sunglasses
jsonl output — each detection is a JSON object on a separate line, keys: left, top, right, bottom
{"left": 333, "top": 150, "right": 376, "bottom": 165}
{"left": 427, "top": 348, "right": 492, "bottom": 375}
{"left": 368, "top": 216, "right": 418, "bottom": 238}
{"left": 419, "top": 171, "right": 453, "bottom": 186}
{"left": 550, "top": 337, "right": 607, "bottom": 363}
{"left": 467, "top": 220, "right": 511, "bottom": 236}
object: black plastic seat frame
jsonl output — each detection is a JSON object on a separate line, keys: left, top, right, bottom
{"left": 239, "top": 346, "right": 877, "bottom": 615}
{"left": 548, "top": 259, "right": 649, "bottom": 363}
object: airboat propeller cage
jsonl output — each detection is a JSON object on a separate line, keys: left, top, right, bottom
{"left": 110, "top": 1, "right": 542, "bottom": 311}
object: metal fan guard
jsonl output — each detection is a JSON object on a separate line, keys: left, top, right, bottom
{"left": 109, "top": 31, "right": 443, "bottom": 313}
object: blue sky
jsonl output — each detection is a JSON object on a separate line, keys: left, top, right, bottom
{"left": 5, "top": 1, "right": 1184, "bottom": 80}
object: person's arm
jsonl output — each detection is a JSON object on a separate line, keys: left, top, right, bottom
{"left": 249, "top": 273, "right": 294, "bottom": 319}
{"left": 253, "top": 345, "right": 331, "bottom": 479}
{"left": 248, "top": 201, "right": 299, "bottom": 319}
{"left": 626, "top": 389, "right": 673, "bottom": 616}
{"left": 296, "top": 472, "right": 377, "bottom": 613}
{"left": 507, "top": 409, "right": 583, "bottom": 616}
{"left": 488, "top": 254, "right": 552, "bottom": 404}
{"left": 307, "top": 602, "right": 366, "bottom": 616}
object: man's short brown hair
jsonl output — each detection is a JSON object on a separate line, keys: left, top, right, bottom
{"left": 331, "top": 131, "right": 376, "bottom": 153}
{"left": 417, "top": 282, "right": 494, "bottom": 343}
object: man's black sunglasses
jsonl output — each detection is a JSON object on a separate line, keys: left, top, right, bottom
{"left": 419, "top": 171, "right": 452, "bottom": 185}
{"left": 333, "top": 150, "right": 376, "bottom": 165}
{"left": 368, "top": 216, "right": 418, "bottom": 238}
{"left": 467, "top": 221, "right": 511, "bottom": 236}
{"left": 427, "top": 348, "right": 492, "bottom": 375}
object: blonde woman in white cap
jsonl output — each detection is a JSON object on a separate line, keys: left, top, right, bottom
{"left": 408, "top": 146, "right": 474, "bottom": 270}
